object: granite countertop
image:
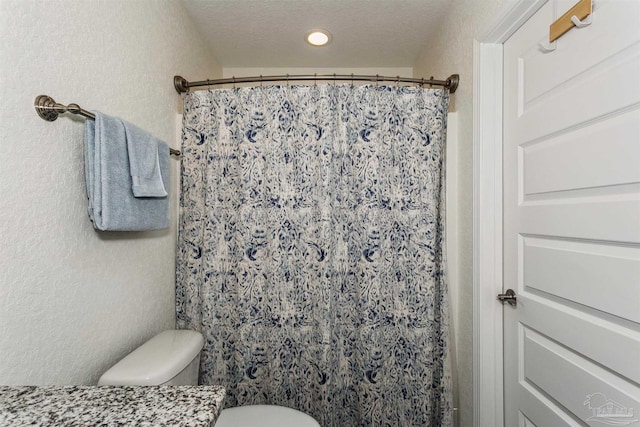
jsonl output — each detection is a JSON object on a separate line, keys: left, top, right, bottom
{"left": 0, "top": 385, "right": 225, "bottom": 426}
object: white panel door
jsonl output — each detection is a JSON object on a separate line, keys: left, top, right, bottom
{"left": 503, "top": 1, "right": 640, "bottom": 426}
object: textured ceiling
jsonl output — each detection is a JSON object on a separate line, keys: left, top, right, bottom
{"left": 182, "top": 0, "right": 452, "bottom": 68}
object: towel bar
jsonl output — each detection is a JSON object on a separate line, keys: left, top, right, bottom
{"left": 34, "top": 95, "right": 181, "bottom": 157}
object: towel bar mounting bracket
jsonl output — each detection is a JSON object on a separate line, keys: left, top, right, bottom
{"left": 34, "top": 95, "right": 95, "bottom": 122}
{"left": 35, "top": 95, "right": 62, "bottom": 121}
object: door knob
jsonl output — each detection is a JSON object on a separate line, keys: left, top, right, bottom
{"left": 497, "top": 289, "right": 517, "bottom": 306}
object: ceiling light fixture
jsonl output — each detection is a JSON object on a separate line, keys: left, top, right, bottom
{"left": 306, "top": 30, "right": 332, "bottom": 46}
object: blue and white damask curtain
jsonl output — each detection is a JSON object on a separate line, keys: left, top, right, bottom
{"left": 176, "top": 83, "right": 452, "bottom": 426}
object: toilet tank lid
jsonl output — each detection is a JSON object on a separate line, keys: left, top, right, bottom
{"left": 98, "top": 330, "right": 204, "bottom": 386}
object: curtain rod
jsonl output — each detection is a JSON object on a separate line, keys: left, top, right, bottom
{"left": 173, "top": 74, "right": 460, "bottom": 94}
{"left": 33, "top": 95, "right": 181, "bottom": 157}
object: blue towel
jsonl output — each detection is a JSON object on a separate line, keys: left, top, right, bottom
{"left": 123, "top": 121, "right": 168, "bottom": 198}
{"left": 84, "top": 112, "right": 170, "bottom": 231}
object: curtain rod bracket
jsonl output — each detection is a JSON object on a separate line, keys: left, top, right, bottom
{"left": 174, "top": 75, "right": 189, "bottom": 94}
{"left": 446, "top": 74, "right": 459, "bottom": 93}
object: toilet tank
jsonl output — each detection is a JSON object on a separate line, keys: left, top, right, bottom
{"left": 98, "top": 330, "right": 204, "bottom": 386}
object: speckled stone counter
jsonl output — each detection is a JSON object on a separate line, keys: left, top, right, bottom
{"left": 0, "top": 385, "right": 225, "bottom": 426}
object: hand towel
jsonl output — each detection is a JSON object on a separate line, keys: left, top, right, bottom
{"left": 84, "top": 112, "right": 170, "bottom": 231}
{"left": 123, "top": 121, "right": 168, "bottom": 198}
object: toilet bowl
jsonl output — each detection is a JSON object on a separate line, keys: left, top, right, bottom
{"left": 99, "top": 330, "right": 320, "bottom": 426}
{"left": 214, "top": 404, "right": 320, "bottom": 427}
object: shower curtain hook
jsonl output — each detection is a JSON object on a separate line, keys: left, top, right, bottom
{"left": 314, "top": 73, "right": 317, "bottom": 86}
{"left": 396, "top": 76, "right": 400, "bottom": 87}
{"left": 232, "top": 76, "right": 236, "bottom": 89}
{"left": 206, "top": 79, "right": 211, "bottom": 91}
{"left": 420, "top": 78, "right": 425, "bottom": 88}
{"left": 351, "top": 73, "right": 354, "bottom": 87}
{"left": 333, "top": 73, "right": 336, "bottom": 86}
{"left": 286, "top": 73, "right": 289, "bottom": 87}
{"left": 429, "top": 76, "right": 434, "bottom": 88}
{"left": 260, "top": 75, "right": 263, "bottom": 87}
{"left": 376, "top": 74, "right": 379, "bottom": 87}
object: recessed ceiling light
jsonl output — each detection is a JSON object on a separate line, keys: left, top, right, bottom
{"left": 306, "top": 30, "right": 332, "bottom": 46}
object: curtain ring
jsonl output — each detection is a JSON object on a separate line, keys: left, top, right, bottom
{"left": 232, "top": 76, "right": 236, "bottom": 89}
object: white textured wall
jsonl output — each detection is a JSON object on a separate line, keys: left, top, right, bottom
{"left": 0, "top": 0, "right": 220, "bottom": 385}
{"left": 413, "top": 1, "right": 505, "bottom": 426}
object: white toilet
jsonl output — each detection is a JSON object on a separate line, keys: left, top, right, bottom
{"left": 99, "top": 330, "right": 320, "bottom": 427}
{"left": 215, "top": 404, "right": 320, "bottom": 427}
{"left": 98, "top": 329, "right": 204, "bottom": 386}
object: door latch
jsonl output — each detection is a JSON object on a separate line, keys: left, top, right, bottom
{"left": 497, "top": 289, "right": 517, "bottom": 306}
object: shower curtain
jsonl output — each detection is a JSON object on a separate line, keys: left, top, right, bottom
{"left": 176, "top": 83, "right": 452, "bottom": 426}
